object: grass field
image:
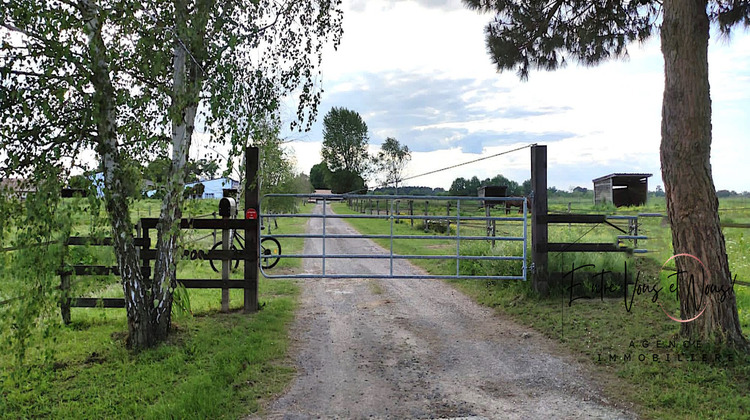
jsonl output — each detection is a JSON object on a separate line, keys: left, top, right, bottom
{"left": 334, "top": 197, "right": 750, "bottom": 420}
{"left": 0, "top": 198, "right": 308, "bottom": 419}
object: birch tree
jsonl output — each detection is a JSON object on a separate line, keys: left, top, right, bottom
{"left": 375, "top": 137, "right": 411, "bottom": 194}
{"left": 0, "top": 0, "right": 342, "bottom": 349}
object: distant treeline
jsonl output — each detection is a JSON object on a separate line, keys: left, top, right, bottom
{"left": 371, "top": 186, "right": 444, "bottom": 195}
{"left": 371, "top": 175, "right": 749, "bottom": 199}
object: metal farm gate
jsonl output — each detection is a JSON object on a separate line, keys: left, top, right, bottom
{"left": 259, "top": 194, "right": 528, "bottom": 281}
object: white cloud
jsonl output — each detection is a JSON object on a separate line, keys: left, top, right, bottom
{"left": 282, "top": 1, "right": 750, "bottom": 192}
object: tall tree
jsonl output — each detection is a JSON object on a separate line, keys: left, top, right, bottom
{"left": 1, "top": 0, "right": 342, "bottom": 350}
{"left": 449, "top": 177, "right": 468, "bottom": 196}
{"left": 309, "top": 161, "right": 332, "bottom": 189}
{"left": 464, "top": 0, "right": 748, "bottom": 347}
{"left": 328, "top": 170, "right": 366, "bottom": 195}
{"left": 375, "top": 137, "right": 411, "bottom": 194}
{"left": 321, "top": 107, "right": 370, "bottom": 174}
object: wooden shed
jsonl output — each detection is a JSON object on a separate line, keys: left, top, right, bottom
{"left": 592, "top": 173, "right": 652, "bottom": 207}
{"left": 478, "top": 185, "right": 508, "bottom": 207}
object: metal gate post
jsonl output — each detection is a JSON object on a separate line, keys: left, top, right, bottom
{"left": 456, "top": 199, "right": 461, "bottom": 276}
{"left": 389, "top": 199, "right": 394, "bottom": 276}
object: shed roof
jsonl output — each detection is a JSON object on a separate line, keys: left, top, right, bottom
{"left": 592, "top": 173, "right": 652, "bottom": 183}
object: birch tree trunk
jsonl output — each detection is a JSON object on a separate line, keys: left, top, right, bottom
{"left": 660, "top": 0, "right": 747, "bottom": 347}
{"left": 81, "top": 0, "right": 155, "bottom": 348}
{"left": 152, "top": 0, "right": 205, "bottom": 340}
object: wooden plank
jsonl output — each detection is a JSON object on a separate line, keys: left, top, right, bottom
{"left": 141, "top": 249, "right": 247, "bottom": 261}
{"left": 139, "top": 217, "right": 257, "bottom": 230}
{"left": 71, "top": 298, "right": 126, "bottom": 308}
{"left": 540, "top": 214, "right": 607, "bottom": 224}
{"left": 59, "top": 265, "right": 151, "bottom": 277}
{"left": 721, "top": 223, "right": 750, "bottom": 229}
{"left": 66, "top": 237, "right": 149, "bottom": 247}
{"left": 76, "top": 265, "right": 150, "bottom": 276}
{"left": 177, "top": 279, "right": 248, "bottom": 289}
{"left": 546, "top": 243, "right": 632, "bottom": 253}
{"left": 61, "top": 188, "right": 89, "bottom": 198}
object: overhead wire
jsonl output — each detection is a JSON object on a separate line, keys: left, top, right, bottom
{"left": 400, "top": 143, "right": 535, "bottom": 184}
{"left": 343, "top": 142, "right": 537, "bottom": 195}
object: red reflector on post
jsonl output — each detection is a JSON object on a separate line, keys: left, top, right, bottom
{"left": 245, "top": 208, "right": 257, "bottom": 220}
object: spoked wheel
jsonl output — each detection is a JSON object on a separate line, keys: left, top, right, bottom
{"left": 209, "top": 241, "right": 242, "bottom": 273}
{"left": 260, "top": 237, "right": 281, "bottom": 269}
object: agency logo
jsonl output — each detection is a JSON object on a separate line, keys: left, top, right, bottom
{"left": 658, "top": 253, "right": 709, "bottom": 323}
{"left": 564, "top": 252, "right": 736, "bottom": 323}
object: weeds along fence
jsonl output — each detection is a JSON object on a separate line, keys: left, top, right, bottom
{"left": 346, "top": 197, "right": 520, "bottom": 232}
{"left": 57, "top": 217, "right": 259, "bottom": 323}
{"left": 0, "top": 216, "right": 261, "bottom": 324}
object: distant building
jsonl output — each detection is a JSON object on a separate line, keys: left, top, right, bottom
{"left": 145, "top": 177, "right": 239, "bottom": 199}
{"left": 185, "top": 178, "right": 239, "bottom": 199}
{"left": 0, "top": 178, "right": 35, "bottom": 199}
{"left": 91, "top": 173, "right": 155, "bottom": 198}
{"left": 308, "top": 189, "right": 343, "bottom": 202}
{"left": 477, "top": 185, "right": 508, "bottom": 207}
{"left": 592, "top": 173, "right": 652, "bottom": 207}
{"left": 93, "top": 172, "right": 105, "bottom": 198}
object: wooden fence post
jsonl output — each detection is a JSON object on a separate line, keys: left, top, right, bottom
{"left": 59, "top": 236, "right": 71, "bottom": 325}
{"left": 409, "top": 200, "right": 414, "bottom": 227}
{"left": 60, "top": 271, "right": 71, "bottom": 325}
{"left": 446, "top": 201, "right": 451, "bottom": 233}
{"left": 244, "top": 146, "right": 260, "bottom": 313}
{"left": 221, "top": 215, "right": 230, "bottom": 313}
{"left": 531, "top": 145, "right": 549, "bottom": 295}
{"left": 485, "top": 205, "right": 496, "bottom": 248}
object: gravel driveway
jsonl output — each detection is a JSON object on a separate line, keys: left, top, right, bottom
{"left": 258, "top": 203, "right": 635, "bottom": 419}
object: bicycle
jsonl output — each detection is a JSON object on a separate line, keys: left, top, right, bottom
{"left": 209, "top": 226, "right": 281, "bottom": 272}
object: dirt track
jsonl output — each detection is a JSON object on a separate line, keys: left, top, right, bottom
{"left": 259, "top": 203, "right": 635, "bottom": 419}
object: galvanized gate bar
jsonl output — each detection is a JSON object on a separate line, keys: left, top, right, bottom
{"left": 456, "top": 199, "right": 461, "bottom": 276}
{"left": 265, "top": 254, "right": 524, "bottom": 261}
{"left": 259, "top": 194, "right": 528, "bottom": 281}
{"left": 322, "top": 198, "right": 327, "bottom": 276}
{"left": 267, "top": 234, "right": 523, "bottom": 241}
{"left": 268, "top": 213, "right": 525, "bottom": 222}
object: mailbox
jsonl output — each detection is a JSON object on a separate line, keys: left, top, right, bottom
{"left": 218, "top": 197, "right": 237, "bottom": 218}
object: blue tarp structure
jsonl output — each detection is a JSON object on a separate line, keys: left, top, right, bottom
{"left": 95, "top": 172, "right": 239, "bottom": 199}
{"left": 184, "top": 178, "right": 239, "bottom": 199}
{"left": 144, "top": 177, "right": 239, "bottom": 199}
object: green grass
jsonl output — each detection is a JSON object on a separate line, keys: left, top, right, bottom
{"left": 0, "top": 201, "right": 309, "bottom": 419}
{"left": 0, "top": 279, "right": 298, "bottom": 419}
{"left": 335, "top": 198, "right": 750, "bottom": 420}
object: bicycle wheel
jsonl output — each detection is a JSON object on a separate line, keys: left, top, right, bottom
{"left": 209, "top": 241, "right": 241, "bottom": 273}
{"left": 260, "top": 237, "right": 281, "bottom": 269}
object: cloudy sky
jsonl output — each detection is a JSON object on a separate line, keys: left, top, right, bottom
{"left": 270, "top": 0, "right": 750, "bottom": 192}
